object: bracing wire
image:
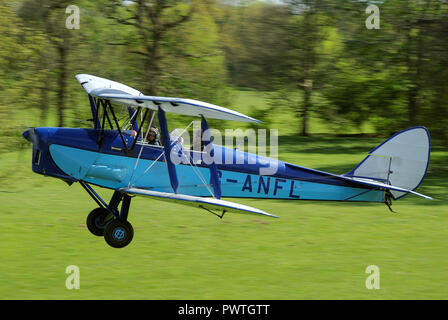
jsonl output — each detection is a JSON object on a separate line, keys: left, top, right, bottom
{"left": 128, "top": 120, "right": 217, "bottom": 198}
{"left": 128, "top": 111, "right": 157, "bottom": 188}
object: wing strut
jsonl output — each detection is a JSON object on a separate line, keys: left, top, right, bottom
{"left": 201, "top": 116, "right": 222, "bottom": 199}
{"left": 88, "top": 95, "right": 101, "bottom": 129}
{"left": 157, "top": 106, "right": 179, "bottom": 193}
{"left": 199, "top": 205, "right": 226, "bottom": 219}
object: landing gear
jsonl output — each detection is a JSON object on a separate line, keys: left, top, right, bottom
{"left": 86, "top": 207, "right": 113, "bottom": 236}
{"left": 80, "top": 182, "right": 134, "bottom": 248}
{"left": 104, "top": 219, "right": 134, "bottom": 248}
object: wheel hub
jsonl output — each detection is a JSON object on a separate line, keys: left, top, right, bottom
{"left": 113, "top": 228, "right": 126, "bottom": 241}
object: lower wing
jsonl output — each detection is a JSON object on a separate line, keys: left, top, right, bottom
{"left": 119, "top": 188, "right": 279, "bottom": 218}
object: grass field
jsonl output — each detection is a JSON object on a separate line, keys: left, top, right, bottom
{"left": 1, "top": 131, "right": 447, "bottom": 299}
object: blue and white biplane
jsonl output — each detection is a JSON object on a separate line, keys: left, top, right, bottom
{"left": 22, "top": 74, "right": 432, "bottom": 248}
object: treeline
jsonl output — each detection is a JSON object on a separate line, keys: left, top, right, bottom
{"left": 1, "top": 0, "right": 447, "bottom": 151}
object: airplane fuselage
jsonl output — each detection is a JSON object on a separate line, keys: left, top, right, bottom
{"left": 24, "top": 127, "right": 385, "bottom": 202}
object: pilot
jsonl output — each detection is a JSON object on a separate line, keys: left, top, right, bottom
{"left": 146, "top": 127, "right": 160, "bottom": 146}
{"left": 191, "top": 129, "right": 204, "bottom": 151}
{"left": 123, "top": 129, "right": 137, "bottom": 139}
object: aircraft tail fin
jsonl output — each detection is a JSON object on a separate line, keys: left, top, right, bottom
{"left": 344, "top": 127, "right": 431, "bottom": 200}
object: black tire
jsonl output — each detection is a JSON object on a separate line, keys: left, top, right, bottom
{"left": 103, "top": 219, "right": 134, "bottom": 248}
{"left": 86, "top": 208, "right": 114, "bottom": 236}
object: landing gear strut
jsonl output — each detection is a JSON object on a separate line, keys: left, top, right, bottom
{"left": 103, "top": 193, "right": 134, "bottom": 248}
{"left": 81, "top": 181, "right": 134, "bottom": 248}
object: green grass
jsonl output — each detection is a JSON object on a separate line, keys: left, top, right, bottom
{"left": 1, "top": 134, "right": 447, "bottom": 299}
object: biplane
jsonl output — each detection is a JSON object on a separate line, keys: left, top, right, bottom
{"left": 22, "top": 74, "right": 432, "bottom": 248}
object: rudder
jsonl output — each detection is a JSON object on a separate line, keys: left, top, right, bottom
{"left": 345, "top": 127, "right": 431, "bottom": 199}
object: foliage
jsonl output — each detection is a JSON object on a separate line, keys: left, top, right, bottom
{"left": 0, "top": 0, "right": 447, "bottom": 144}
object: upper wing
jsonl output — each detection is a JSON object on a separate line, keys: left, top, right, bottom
{"left": 76, "top": 74, "right": 261, "bottom": 123}
{"left": 119, "top": 188, "right": 279, "bottom": 218}
{"left": 76, "top": 74, "right": 142, "bottom": 96}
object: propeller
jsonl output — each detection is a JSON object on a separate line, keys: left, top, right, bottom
{"left": 22, "top": 128, "right": 38, "bottom": 145}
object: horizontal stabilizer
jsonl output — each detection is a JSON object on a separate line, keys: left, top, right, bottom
{"left": 119, "top": 188, "right": 279, "bottom": 218}
{"left": 341, "top": 176, "right": 433, "bottom": 200}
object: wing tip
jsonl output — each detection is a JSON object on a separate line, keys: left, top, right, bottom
{"left": 258, "top": 211, "right": 279, "bottom": 218}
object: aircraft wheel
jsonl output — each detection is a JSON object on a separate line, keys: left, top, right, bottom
{"left": 104, "top": 219, "right": 134, "bottom": 248}
{"left": 86, "top": 208, "right": 113, "bottom": 236}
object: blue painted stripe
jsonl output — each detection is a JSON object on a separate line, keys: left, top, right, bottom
{"left": 49, "top": 144, "right": 385, "bottom": 202}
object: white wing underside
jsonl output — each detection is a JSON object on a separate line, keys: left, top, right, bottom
{"left": 75, "top": 74, "right": 260, "bottom": 123}
{"left": 120, "top": 188, "right": 279, "bottom": 218}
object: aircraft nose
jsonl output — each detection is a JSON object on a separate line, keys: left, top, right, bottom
{"left": 23, "top": 128, "right": 37, "bottom": 144}
{"left": 23, "top": 127, "right": 50, "bottom": 147}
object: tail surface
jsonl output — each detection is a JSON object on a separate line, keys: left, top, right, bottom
{"left": 344, "top": 126, "right": 431, "bottom": 200}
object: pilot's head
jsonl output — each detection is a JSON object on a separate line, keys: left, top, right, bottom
{"left": 148, "top": 127, "right": 158, "bottom": 142}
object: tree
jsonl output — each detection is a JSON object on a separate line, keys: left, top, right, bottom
{"left": 283, "top": 0, "right": 335, "bottom": 136}
{"left": 218, "top": 1, "right": 292, "bottom": 89}
{"left": 107, "top": 0, "right": 196, "bottom": 95}
{"left": 19, "top": 0, "right": 81, "bottom": 127}
{"left": 0, "top": 1, "right": 51, "bottom": 150}
{"left": 161, "top": 0, "right": 230, "bottom": 104}
{"left": 328, "top": 0, "right": 448, "bottom": 139}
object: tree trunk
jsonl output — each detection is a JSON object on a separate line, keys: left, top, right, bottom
{"left": 126, "top": 0, "right": 194, "bottom": 95}
{"left": 146, "top": 32, "right": 161, "bottom": 95}
{"left": 407, "top": 26, "right": 423, "bottom": 126}
{"left": 408, "top": 85, "right": 418, "bottom": 126}
{"left": 40, "top": 81, "right": 49, "bottom": 125}
{"left": 57, "top": 42, "right": 67, "bottom": 127}
{"left": 301, "top": 79, "right": 312, "bottom": 136}
{"left": 299, "top": 3, "right": 315, "bottom": 137}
